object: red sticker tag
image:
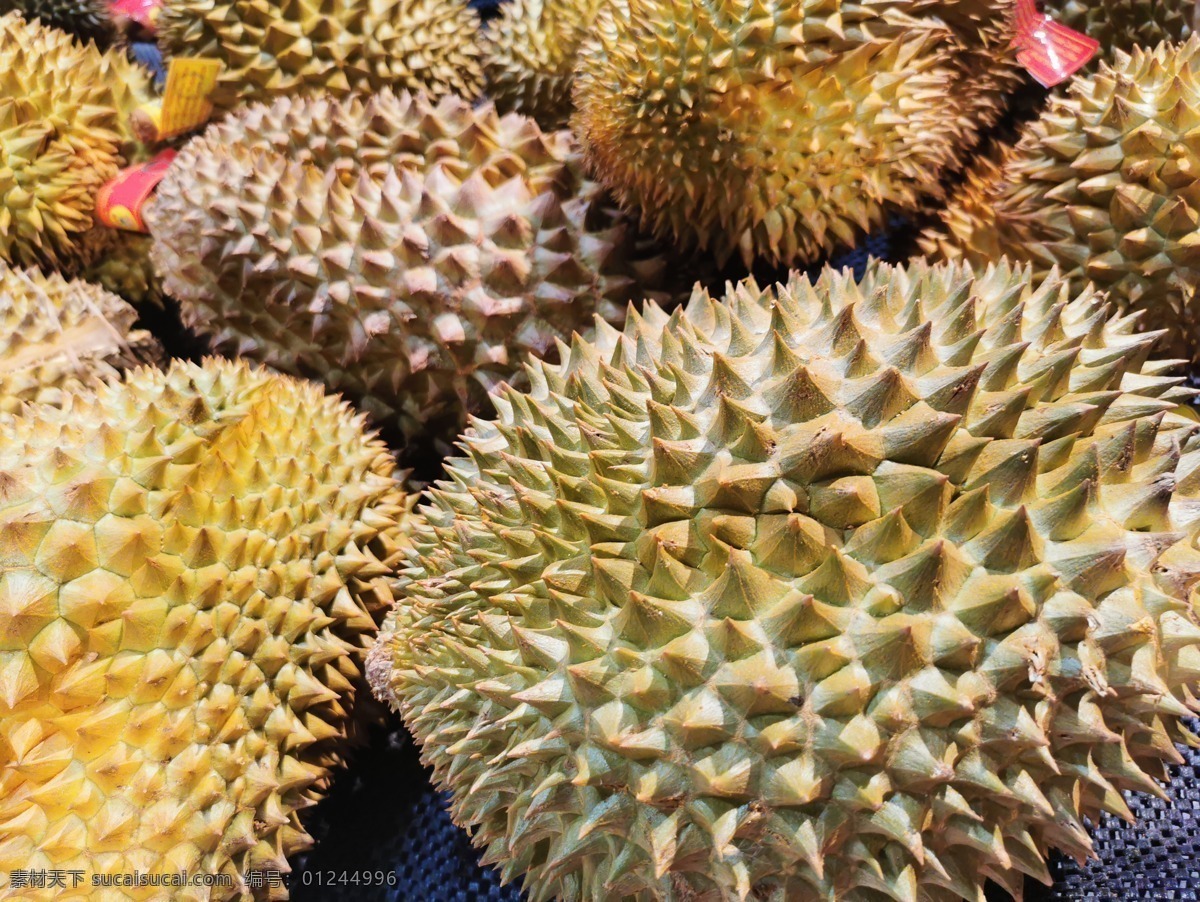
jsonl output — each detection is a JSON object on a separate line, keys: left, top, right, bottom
{"left": 110, "top": 0, "right": 161, "bottom": 31}
{"left": 94, "top": 149, "right": 177, "bottom": 233}
{"left": 1011, "top": 0, "right": 1100, "bottom": 87}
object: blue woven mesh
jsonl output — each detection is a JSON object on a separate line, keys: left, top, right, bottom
{"left": 290, "top": 725, "right": 1200, "bottom": 901}
{"left": 291, "top": 730, "right": 522, "bottom": 902}
{"left": 824, "top": 221, "right": 895, "bottom": 278}
{"left": 1041, "top": 721, "right": 1200, "bottom": 901}
{"left": 128, "top": 42, "right": 167, "bottom": 89}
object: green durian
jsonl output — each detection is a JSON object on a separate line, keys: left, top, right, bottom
{"left": 369, "top": 259, "right": 1200, "bottom": 902}
{"left": 920, "top": 38, "right": 1200, "bottom": 360}
{"left": 1042, "top": 0, "right": 1193, "bottom": 51}
{"left": 482, "top": 0, "right": 617, "bottom": 128}
{"left": 917, "top": 140, "right": 1022, "bottom": 264}
{"left": 156, "top": 0, "right": 483, "bottom": 114}
{"left": 0, "top": 358, "right": 414, "bottom": 900}
{"left": 0, "top": 262, "right": 159, "bottom": 414}
{"left": 0, "top": 0, "right": 115, "bottom": 45}
{"left": 147, "top": 90, "right": 669, "bottom": 448}
{"left": 81, "top": 232, "right": 164, "bottom": 308}
{"left": 571, "top": 0, "right": 1024, "bottom": 266}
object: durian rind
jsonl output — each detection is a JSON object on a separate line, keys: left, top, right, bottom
{"left": 0, "top": 0, "right": 115, "bottom": 45}
{"left": 917, "top": 141, "right": 1021, "bottom": 264}
{"left": 156, "top": 0, "right": 484, "bottom": 113}
{"left": 147, "top": 90, "right": 668, "bottom": 446}
{"left": 922, "top": 38, "right": 1200, "bottom": 360}
{"left": 482, "top": 0, "right": 617, "bottom": 128}
{"left": 0, "top": 358, "right": 414, "bottom": 900}
{"left": 0, "top": 12, "right": 151, "bottom": 271}
{"left": 0, "top": 262, "right": 159, "bottom": 414}
{"left": 1043, "top": 0, "right": 1193, "bottom": 51}
{"left": 81, "top": 232, "right": 164, "bottom": 307}
{"left": 370, "top": 258, "right": 1200, "bottom": 902}
{"left": 571, "top": 0, "right": 1022, "bottom": 266}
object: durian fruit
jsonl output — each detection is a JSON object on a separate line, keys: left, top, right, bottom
{"left": 0, "top": 358, "right": 414, "bottom": 900}
{"left": 81, "top": 232, "right": 164, "bottom": 307}
{"left": 369, "top": 259, "right": 1200, "bottom": 902}
{"left": 102, "top": 52, "right": 160, "bottom": 158}
{"left": 0, "top": 0, "right": 115, "bottom": 45}
{"left": 147, "top": 90, "right": 668, "bottom": 447}
{"left": 920, "top": 38, "right": 1200, "bottom": 360}
{"left": 571, "top": 0, "right": 1024, "bottom": 266}
{"left": 1042, "top": 0, "right": 1193, "bottom": 51}
{"left": 0, "top": 262, "right": 159, "bottom": 413}
{"left": 917, "top": 142, "right": 1024, "bottom": 265}
{"left": 0, "top": 11, "right": 152, "bottom": 271}
{"left": 482, "top": 0, "right": 616, "bottom": 128}
{"left": 156, "top": 0, "right": 484, "bottom": 114}
{"left": 930, "top": 0, "right": 1027, "bottom": 136}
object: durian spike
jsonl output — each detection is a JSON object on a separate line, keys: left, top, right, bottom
{"left": 0, "top": 261, "right": 160, "bottom": 413}
{"left": 1042, "top": 0, "right": 1193, "bottom": 52}
{"left": 482, "top": 0, "right": 618, "bottom": 128}
{"left": 156, "top": 0, "right": 484, "bottom": 113}
{"left": 0, "top": 11, "right": 152, "bottom": 271}
{"left": 81, "top": 231, "right": 164, "bottom": 308}
{"left": 0, "top": 0, "right": 116, "bottom": 45}
{"left": 921, "top": 37, "right": 1200, "bottom": 362}
{"left": 571, "top": 0, "right": 1024, "bottom": 266}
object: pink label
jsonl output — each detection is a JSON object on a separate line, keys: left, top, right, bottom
{"left": 95, "top": 149, "right": 177, "bottom": 233}
{"left": 1011, "top": 0, "right": 1100, "bottom": 87}
{"left": 110, "top": 0, "right": 161, "bottom": 30}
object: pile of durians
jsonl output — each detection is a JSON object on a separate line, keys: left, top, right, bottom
{"left": 3, "top": 0, "right": 1200, "bottom": 899}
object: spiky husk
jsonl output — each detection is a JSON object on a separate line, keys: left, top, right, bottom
{"left": 147, "top": 90, "right": 669, "bottom": 447}
{"left": 81, "top": 232, "right": 164, "bottom": 307}
{"left": 0, "top": 262, "right": 159, "bottom": 414}
{"left": 1043, "top": 0, "right": 1193, "bottom": 51}
{"left": 0, "top": 358, "right": 414, "bottom": 901}
{"left": 482, "top": 0, "right": 616, "bottom": 128}
{"left": 921, "top": 38, "right": 1200, "bottom": 361}
{"left": 571, "top": 0, "right": 1023, "bottom": 266}
{"left": 105, "top": 50, "right": 158, "bottom": 155}
{"left": 156, "top": 0, "right": 483, "bottom": 114}
{"left": 369, "top": 259, "right": 1200, "bottom": 902}
{"left": 0, "top": 0, "right": 115, "bottom": 44}
{"left": 917, "top": 141, "right": 1021, "bottom": 264}
{"left": 0, "top": 12, "right": 151, "bottom": 271}
{"left": 931, "top": 0, "right": 1026, "bottom": 140}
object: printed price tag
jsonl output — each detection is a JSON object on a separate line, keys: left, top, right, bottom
{"left": 94, "top": 149, "right": 178, "bottom": 233}
{"left": 110, "top": 0, "right": 161, "bottom": 29}
{"left": 154, "top": 57, "right": 222, "bottom": 140}
{"left": 1011, "top": 0, "right": 1099, "bottom": 88}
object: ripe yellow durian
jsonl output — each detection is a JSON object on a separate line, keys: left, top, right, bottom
{"left": 0, "top": 359, "right": 414, "bottom": 899}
